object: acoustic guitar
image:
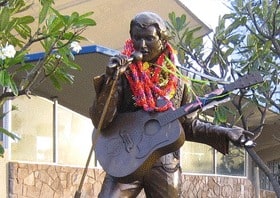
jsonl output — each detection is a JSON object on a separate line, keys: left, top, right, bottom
{"left": 94, "top": 72, "right": 263, "bottom": 182}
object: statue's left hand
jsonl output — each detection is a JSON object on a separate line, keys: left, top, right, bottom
{"left": 227, "top": 127, "right": 256, "bottom": 148}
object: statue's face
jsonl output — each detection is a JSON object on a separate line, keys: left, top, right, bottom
{"left": 131, "top": 25, "right": 164, "bottom": 62}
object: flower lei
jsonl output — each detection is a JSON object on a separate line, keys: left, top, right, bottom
{"left": 122, "top": 39, "right": 178, "bottom": 112}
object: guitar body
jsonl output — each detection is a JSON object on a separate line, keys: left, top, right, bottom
{"left": 94, "top": 109, "right": 185, "bottom": 182}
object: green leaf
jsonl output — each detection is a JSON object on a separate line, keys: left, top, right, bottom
{"left": 12, "top": 0, "right": 27, "bottom": 14}
{"left": 50, "top": 8, "right": 69, "bottom": 26}
{"left": 15, "top": 63, "right": 34, "bottom": 73}
{"left": 222, "top": 13, "right": 236, "bottom": 20}
{"left": 0, "top": 70, "right": 18, "bottom": 95}
{"left": 49, "top": 8, "right": 62, "bottom": 19}
{"left": 0, "top": 127, "right": 20, "bottom": 141}
{"left": 5, "top": 18, "right": 17, "bottom": 34}
{"left": 17, "top": 16, "right": 35, "bottom": 24}
{"left": 4, "top": 54, "right": 24, "bottom": 70}
{"left": 190, "top": 37, "right": 203, "bottom": 49}
{"left": 61, "top": 32, "right": 75, "bottom": 40}
{"left": 49, "top": 75, "right": 62, "bottom": 90}
{"left": 79, "top": 11, "right": 94, "bottom": 19}
{"left": 0, "top": 7, "right": 10, "bottom": 31}
{"left": 14, "top": 23, "right": 32, "bottom": 39}
{"left": 55, "top": 69, "right": 75, "bottom": 84}
{"left": 74, "top": 18, "right": 96, "bottom": 27}
{"left": 16, "top": 1, "right": 34, "bottom": 14}
{"left": 224, "top": 19, "right": 243, "bottom": 36}
{"left": 70, "top": 11, "right": 79, "bottom": 24}
{"left": 9, "top": 78, "right": 19, "bottom": 96}
{"left": 62, "top": 58, "right": 81, "bottom": 70}
{"left": 0, "top": 70, "right": 10, "bottom": 87}
{"left": 168, "top": 12, "right": 176, "bottom": 24}
{"left": 215, "top": 106, "right": 228, "bottom": 124}
{"left": 48, "top": 17, "right": 64, "bottom": 33}
{"left": 0, "top": 105, "right": 18, "bottom": 120}
{"left": 39, "top": 1, "right": 50, "bottom": 24}
{"left": 0, "top": 145, "right": 4, "bottom": 158}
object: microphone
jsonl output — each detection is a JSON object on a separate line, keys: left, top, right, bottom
{"left": 108, "top": 51, "right": 143, "bottom": 68}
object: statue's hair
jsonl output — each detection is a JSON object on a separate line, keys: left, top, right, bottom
{"left": 130, "top": 12, "right": 171, "bottom": 41}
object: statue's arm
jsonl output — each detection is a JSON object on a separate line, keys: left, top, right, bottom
{"left": 89, "top": 74, "right": 122, "bottom": 129}
{"left": 180, "top": 84, "right": 253, "bottom": 154}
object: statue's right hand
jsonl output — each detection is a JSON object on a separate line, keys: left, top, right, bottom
{"left": 106, "top": 54, "right": 130, "bottom": 77}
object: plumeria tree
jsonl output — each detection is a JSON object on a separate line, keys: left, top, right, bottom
{"left": 0, "top": 0, "right": 96, "bottom": 157}
{"left": 167, "top": 0, "right": 280, "bottom": 195}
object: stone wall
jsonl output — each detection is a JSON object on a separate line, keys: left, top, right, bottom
{"left": 0, "top": 148, "right": 8, "bottom": 197}
{"left": 8, "top": 162, "right": 105, "bottom": 198}
{"left": 8, "top": 162, "right": 276, "bottom": 198}
{"left": 181, "top": 175, "right": 253, "bottom": 198}
{"left": 260, "top": 190, "right": 278, "bottom": 198}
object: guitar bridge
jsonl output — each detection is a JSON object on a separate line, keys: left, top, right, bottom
{"left": 120, "top": 130, "right": 134, "bottom": 153}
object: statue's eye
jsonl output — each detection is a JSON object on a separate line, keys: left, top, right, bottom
{"left": 133, "top": 36, "right": 142, "bottom": 42}
{"left": 145, "top": 36, "right": 156, "bottom": 42}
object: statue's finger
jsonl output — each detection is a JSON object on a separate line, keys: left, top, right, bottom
{"left": 243, "top": 130, "right": 254, "bottom": 137}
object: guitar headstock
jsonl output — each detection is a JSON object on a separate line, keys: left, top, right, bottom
{"left": 224, "top": 72, "right": 263, "bottom": 93}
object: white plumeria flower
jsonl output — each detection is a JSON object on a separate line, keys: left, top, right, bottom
{"left": 55, "top": 54, "right": 62, "bottom": 59}
{"left": 2, "top": 43, "right": 16, "bottom": 58}
{"left": 70, "top": 41, "right": 82, "bottom": 53}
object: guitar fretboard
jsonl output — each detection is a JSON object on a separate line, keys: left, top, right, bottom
{"left": 156, "top": 72, "right": 263, "bottom": 126}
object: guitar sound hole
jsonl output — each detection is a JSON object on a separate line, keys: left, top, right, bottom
{"left": 144, "top": 119, "right": 160, "bottom": 135}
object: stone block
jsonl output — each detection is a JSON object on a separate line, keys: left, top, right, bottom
{"left": 26, "top": 185, "right": 40, "bottom": 198}
{"left": 24, "top": 173, "right": 34, "bottom": 186}
{"left": 39, "top": 183, "right": 54, "bottom": 198}
{"left": 18, "top": 168, "right": 29, "bottom": 180}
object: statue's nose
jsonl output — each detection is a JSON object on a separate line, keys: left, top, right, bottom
{"left": 139, "top": 39, "right": 146, "bottom": 48}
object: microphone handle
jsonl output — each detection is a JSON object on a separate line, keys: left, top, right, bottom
{"left": 108, "top": 56, "right": 134, "bottom": 68}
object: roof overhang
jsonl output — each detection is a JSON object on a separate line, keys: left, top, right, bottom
{"left": 28, "top": 45, "right": 117, "bottom": 118}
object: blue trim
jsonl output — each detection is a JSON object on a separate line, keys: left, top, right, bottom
{"left": 25, "top": 44, "right": 119, "bottom": 62}
{"left": 25, "top": 52, "right": 45, "bottom": 62}
{"left": 79, "top": 45, "right": 119, "bottom": 56}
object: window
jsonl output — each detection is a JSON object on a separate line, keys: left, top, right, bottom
{"left": 11, "top": 96, "right": 53, "bottom": 162}
{"left": 181, "top": 142, "right": 246, "bottom": 176}
{"left": 10, "top": 95, "right": 95, "bottom": 167}
{"left": 181, "top": 142, "right": 214, "bottom": 174}
{"left": 56, "top": 105, "right": 94, "bottom": 166}
{"left": 216, "top": 145, "right": 245, "bottom": 176}
{"left": 260, "top": 159, "right": 280, "bottom": 191}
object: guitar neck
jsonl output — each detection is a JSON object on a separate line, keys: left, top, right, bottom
{"left": 156, "top": 72, "right": 263, "bottom": 126}
{"left": 157, "top": 89, "right": 228, "bottom": 126}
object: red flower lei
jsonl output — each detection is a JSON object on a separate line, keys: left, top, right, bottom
{"left": 122, "top": 39, "right": 178, "bottom": 112}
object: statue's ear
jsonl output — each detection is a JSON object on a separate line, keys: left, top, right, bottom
{"left": 162, "top": 39, "right": 168, "bottom": 47}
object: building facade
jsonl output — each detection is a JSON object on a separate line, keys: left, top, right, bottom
{"left": 0, "top": 0, "right": 279, "bottom": 197}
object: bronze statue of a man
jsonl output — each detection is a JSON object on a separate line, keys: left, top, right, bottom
{"left": 90, "top": 12, "right": 253, "bottom": 198}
